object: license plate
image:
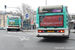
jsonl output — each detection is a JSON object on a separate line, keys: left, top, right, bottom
{"left": 47, "top": 31, "right": 54, "bottom": 32}
{"left": 13, "top": 26, "right": 15, "bottom": 27}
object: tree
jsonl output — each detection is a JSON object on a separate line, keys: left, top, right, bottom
{"left": 16, "top": 3, "right": 35, "bottom": 21}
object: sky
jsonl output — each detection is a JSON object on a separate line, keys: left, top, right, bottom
{"left": 0, "top": 0, "right": 75, "bottom": 14}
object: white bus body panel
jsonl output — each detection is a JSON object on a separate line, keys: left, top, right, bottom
{"left": 7, "top": 26, "right": 21, "bottom": 29}
{"left": 36, "top": 28, "right": 69, "bottom": 37}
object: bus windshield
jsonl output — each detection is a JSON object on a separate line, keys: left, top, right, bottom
{"left": 9, "top": 17, "right": 19, "bottom": 19}
{"left": 39, "top": 5, "right": 63, "bottom": 13}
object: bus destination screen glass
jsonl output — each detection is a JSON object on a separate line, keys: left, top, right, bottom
{"left": 9, "top": 17, "right": 19, "bottom": 19}
{"left": 40, "top": 15, "right": 63, "bottom": 27}
{"left": 39, "top": 7, "right": 63, "bottom": 13}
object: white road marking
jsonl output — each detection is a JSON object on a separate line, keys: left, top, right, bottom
{"left": 23, "top": 30, "right": 36, "bottom": 32}
{"left": 3, "top": 35, "right": 20, "bottom": 37}
{"left": 27, "top": 33, "right": 30, "bottom": 34}
{"left": 2, "top": 34, "right": 30, "bottom": 41}
{"left": 19, "top": 37, "right": 29, "bottom": 41}
{"left": 7, "top": 32, "right": 22, "bottom": 33}
{"left": 26, "top": 33, "right": 35, "bottom": 36}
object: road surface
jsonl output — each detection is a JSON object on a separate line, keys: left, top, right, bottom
{"left": 0, "top": 30, "right": 75, "bottom": 50}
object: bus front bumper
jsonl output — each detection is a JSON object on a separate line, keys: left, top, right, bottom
{"left": 7, "top": 28, "right": 20, "bottom": 30}
{"left": 36, "top": 28, "right": 69, "bottom": 37}
{"left": 36, "top": 35, "right": 69, "bottom": 37}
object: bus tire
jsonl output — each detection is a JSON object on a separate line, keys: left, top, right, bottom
{"left": 7, "top": 29, "right": 10, "bottom": 31}
{"left": 17, "top": 29, "right": 20, "bottom": 31}
{"left": 65, "top": 36, "right": 69, "bottom": 39}
{"left": 66, "top": 29, "right": 70, "bottom": 39}
{"left": 43, "top": 37, "right": 49, "bottom": 39}
{"left": 18, "top": 29, "right": 20, "bottom": 31}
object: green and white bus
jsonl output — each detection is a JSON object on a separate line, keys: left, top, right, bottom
{"left": 36, "top": 5, "right": 70, "bottom": 39}
{"left": 7, "top": 16, "right": 21, "bottom": 31}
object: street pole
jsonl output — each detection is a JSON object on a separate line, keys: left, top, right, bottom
{"left": 46, "top": 0, "right": 47, "bottom": 6}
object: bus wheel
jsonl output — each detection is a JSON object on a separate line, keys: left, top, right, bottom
{"left": 17, "top": 29, "right": 20, "bottom": 31}
{"left": 18, "top": 29, "right": 20, "bottom": 31}
{"left": 66, "top": 28, "right": 70, "bottom": 39}
{"left": 43, "top": 37, "right": 49, "bottom": 39}
{"left": 7, "top": 29, "right": 10, "bottom": 31}
{"left": 66, "top": 33, "right": 70, "bottom": 39}
{"left": 65, "top": 28, "right": 70, "bottom": 39}
{"left": 66, "top": 36, "right": 69, "bottom": 39}
{"left": 65, "top": 36, "right": 69, "bottom": 39}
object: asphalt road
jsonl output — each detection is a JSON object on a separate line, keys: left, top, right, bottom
{"left": 0, "top": 30, "right": 75, "bottom": 50}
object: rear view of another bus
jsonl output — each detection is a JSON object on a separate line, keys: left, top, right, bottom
{"left": 36, "top": 5, "right": 70, "bottom": 39}
{"left": 7, "top": 16, "right": 21, "bottom": 31}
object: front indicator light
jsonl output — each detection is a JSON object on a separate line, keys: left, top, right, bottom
{"left": 38, "top": 30, "right": 43, "bottom": 33}
{"left": 58, "top": 30, "right": 64, "bottom": 33}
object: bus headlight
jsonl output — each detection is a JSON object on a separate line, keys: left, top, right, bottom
{"left": 58, "top": 30, "right": 64, "bottom": 33}
{"left": 38, "top": 30, "right": 43, "bottom": 33}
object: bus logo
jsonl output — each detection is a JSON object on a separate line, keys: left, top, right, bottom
{"left": 59, "top": 17, "right": 62, "bottom": 21}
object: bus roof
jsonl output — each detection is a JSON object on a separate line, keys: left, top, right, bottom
{"left": 39, "top": 5, "right": 63, "bottom": 9}
{"left": 39, "top": 5, "right": 63, "bottom": 11}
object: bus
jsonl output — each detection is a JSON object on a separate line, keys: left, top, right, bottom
{"left": 7, "top": 16, "right": 21, "bottom": 31}
{"left": 23, "top": 19, "right": 31, "bottom": 29}
{"left": 36, "top": 5, "right": 70, "bottom": 39}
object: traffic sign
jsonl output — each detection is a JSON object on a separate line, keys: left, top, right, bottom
{"left": 21, "top": 20, "right": 23, "bottom": 22}
{"left": 26, "top": 14, "right": 28, "bottom": 18}
{"left": 4, "top": 5, "right": 7, "bottom": 9}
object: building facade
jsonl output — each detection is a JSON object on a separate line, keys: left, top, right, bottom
{"left": 0, "top": 15, "right": 4, "bottom": 27}
{"left": 0, "top": 12, "right": 13, "bottom": 27}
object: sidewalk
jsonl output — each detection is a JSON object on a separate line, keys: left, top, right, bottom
{"left": 70, "top": 29, "right": 75, "bottom": 33}
{"left": 21, "top": 29, "right": 36, "bottom": 32}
